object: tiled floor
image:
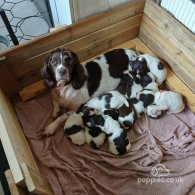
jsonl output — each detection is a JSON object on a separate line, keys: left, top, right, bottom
{"left": 0, "top": 0, "right": 50, "bottom": 47}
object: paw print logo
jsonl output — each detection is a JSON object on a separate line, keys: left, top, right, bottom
{"left": 151, "top": 164, "right": 169, "bottom": 177}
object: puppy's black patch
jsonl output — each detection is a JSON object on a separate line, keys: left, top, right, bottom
{"left": 113, "top": 131, "right": 129, "bottom": 155}
{"left": 118, "top": 103, "right": 131, "bottom": 117}
{"left": 158, "top": 62, "right": 164, "bottom": 70}
{"left": 129, "top": 98, "right": 139, "bottom": 104}
{"left": 123, "top": 121, "right": 133, "bottom": 129}
{"left": 103, "top": 109, "right": 119, "bottom": 120}
{"left": 129, "top": 58, "right": 149, "bottom": 76}
{"left": 105, "top": 49, "right": 129, "bottom": 78}
{"left": 85, "top": 61, "right": 102, "bottom": 97}
{"left": 140, "top": 74, "right": 152, "bottom": 87}
{"left": 105, "top": 93, "right": 113, "bottom": 109}
{"left": 139, "top": 94, "right": 154, "bottom": 108}
{"left": 65, "top": 125, "right": 83, "bottom": 135}
{"left": 87, "top": 115, "right": 105, "bottom": 128}
{"left": 89, "top": 127, "right": 103, "bottom": 137}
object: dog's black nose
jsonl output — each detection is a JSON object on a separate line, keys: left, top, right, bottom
{"left": 59, "top": 69, "right": 66, "bottom": 75}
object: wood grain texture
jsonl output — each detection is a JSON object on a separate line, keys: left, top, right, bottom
{"left": 0, "top": 63, "right": 21, "bottom": 97}
{"left": 0, "top": 0, "right": 145, "bottom": 67}
{"left": 144, "top": 0, "right": 195, "bottom": 60}
{"left": 133, "top": 38, "right": 195, "bottom": 112}
{"left": 21, "top": 163, "right": 53, "bottom": 195}
{"left": 5, "top": 170, "right": 29, "bottom": 195}
{"left": 12, "top": 14, "right": 142, "bottom": 78}
{"left": 19, "top": 80, "right": 47, "bottom": 101}
{"left": 141, "top": 0, "right": 195, "bottom": 93}
{"left": 0, "top": 89, "right": 40, "bottom": 184}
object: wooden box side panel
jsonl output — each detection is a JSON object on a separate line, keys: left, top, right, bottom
{"left": 0, "top": 89, "right": 39, "bottom": 184}
{"left": 139, "top": 0, "right": 195, "bottom": 93}
{"left": 0, "top": 0, "right": 145, "bottom": 97}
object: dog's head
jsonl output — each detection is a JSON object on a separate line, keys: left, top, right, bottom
{"left": 129, "top": 57, "right": 149, "bottom": 77}
{"left": 41, "top": 47, "right": 86, "bottom": 89}
{"left": 136, "top": 89, "right": 155, "bottom": 108}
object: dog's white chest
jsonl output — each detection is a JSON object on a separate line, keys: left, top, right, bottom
{"left": 59, "top": 85, "right": 90, "bottom": 110}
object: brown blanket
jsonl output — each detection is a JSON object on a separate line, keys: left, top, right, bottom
{"left": 14, "top": 92, "right": 195, "bottom": 195}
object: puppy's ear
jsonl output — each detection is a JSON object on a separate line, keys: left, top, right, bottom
{"left": 41, "top": 61, "right": 56, "bottom": 88}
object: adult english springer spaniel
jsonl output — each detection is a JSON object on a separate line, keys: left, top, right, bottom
{"left": 41, "top": 47, "right": 139, "bottom": 136}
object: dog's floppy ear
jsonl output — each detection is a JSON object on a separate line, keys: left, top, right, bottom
{"left": 71, "top": 51, "right": 87, "bottom": 89}
{"left": 41, "top": 61, "right": 56, "bottom": 88}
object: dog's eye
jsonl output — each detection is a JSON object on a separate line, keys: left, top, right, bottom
{"left": 51, "top": 60, "right": 56, "bottom": 66}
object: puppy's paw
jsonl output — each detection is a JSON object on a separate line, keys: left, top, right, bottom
{"left": 52, "top": 109, "right": 61, "bottom": 119}
{"left": 43, "top": 124, "right": 58, "bottom": 136}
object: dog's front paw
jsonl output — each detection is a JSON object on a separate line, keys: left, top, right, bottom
{"left": 43, "top": 124, "right": 58, "bottom": 136}
{"left": 52, "top": 109, "right": 61, "bottom": 119}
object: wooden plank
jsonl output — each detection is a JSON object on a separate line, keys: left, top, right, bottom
{"left": 0, "top": 0, "right": 145, "bottom": 67}
{"left": 144, "top": 0, "right": 195, "bottom": 60}
{"left": 19, "top": 40, "right": 136, "bottom": 101}
{"left": 139, "top": 14, "right": 195, "bottom": 93}
{"left": 17, "top": 25, "right": 140, "bottom": 87}
{"left": 5, "top": 170, "right": 30, "bottom": 195}
{"left": 12, "top": 14, "right": 142, "bottom": 79}
{"left": 132, "top": 38, "right": 195, "bottom": 112}
{"left": 0, "top": 89, "right": 40, "bottom": 184}
{"left": 19, "top": 80, "right": 47, "bottom": 101}
{"left": 21, "top": 163, "right": 53, "bottom": 195}
{"left": 0, "top": 114, "right": 24, "bottom": 184}
{"left": 0, "top": 63, "right": 21, "bottom": 97}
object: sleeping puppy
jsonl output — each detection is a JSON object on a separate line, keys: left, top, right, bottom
{"left": 41, "top": 48, "right": 139, "bottom": 136}
{"left": 117, "top": 100, "right": 137, "bottom": 129}
{"left": 139, "top": 72, "right": 159, "bottom": 92}
{"left": 129, "top": 98, "right": 145, "bottom": 118}
{"left": 129, "top": 90, "right": 155, "bottom": 118}
{"left": 85, "top": 89, "right": 136, "bottom": 130}
{"left": 128, "top": 54, "right": 167, "bottom": 86}
{"left": 137, "top": 54, "right": 167, "bottom": 86}
{"left": 137, "top": 89, "right": 185, "bottom": 118}
{"left": 85, "top": 112, "right": 130, "bottom": 155}
{"left": 121, "top": 70, "right": 143, "bottom": 99}
{"left": 82, "top": 106, "right": 106, "bottom": 149}
{"left": 85, "top": 91, "right": 129, "bottom": 110}
{"left": 64, "top": 112, "right": 85, "bottom": 145}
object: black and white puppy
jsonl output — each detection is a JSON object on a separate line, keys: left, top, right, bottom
{"left": 64, "top": 112, "right": 86, "bottom": 145}
{"left": 82, "top": 106, "right": 106, "bottom": 149}
{"left": 128, "top": 54, "right": 167, "bottom": 86}
{"left": 85, "top": 111, "right": 130, "bottom": 155}
{"left": 41, "top": 48, "right": 139, "bottom": 136}
{"left": 139, "top": 72, "right": 159, "bottom": 92}
{"left": 85, "top": 90, "right": 129, "bottom": 111}
{"left": 136, "top": 54, "right": 167, "bottom": 86}
{"left": 122, "top": 70, "right": 143, "bottom": 99}
{"left": 137, "top": 89, "right": 185, "bottom": 118}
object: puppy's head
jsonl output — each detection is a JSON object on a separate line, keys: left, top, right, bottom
{"left": 103, "top": 108, "right": 119, "bottom": 121}
{"left": 122, "top": 70, "right": 135, "bottom": 86}
{"left": 41, "top": 48, "right": 86, "bottom": 89}
{"left": 112, "top": 130, "right": 130, "bottom": 155}
{"left": 129, "top": 57, "right": 149, "bottom": 77}
{"left": 137, "top": 89, "right": 155, "bottom": 108}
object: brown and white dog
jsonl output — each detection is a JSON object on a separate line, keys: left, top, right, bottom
{"left": 41, "top": 47, "right": 139, "bottom": 135}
